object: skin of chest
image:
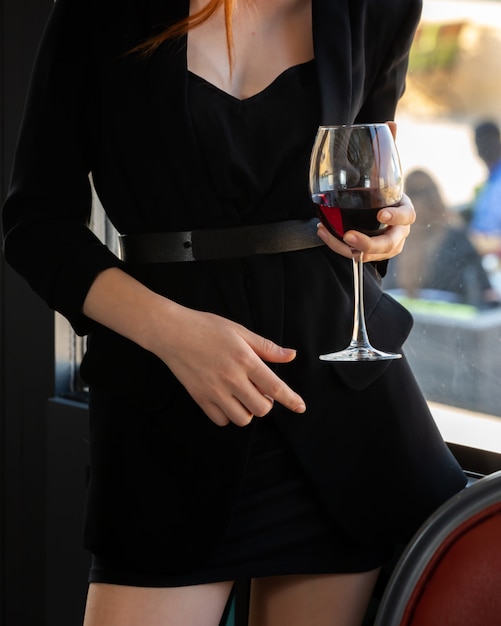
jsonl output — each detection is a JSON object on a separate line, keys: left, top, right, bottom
{"left": 187, "top": 0, "right": 314, "bottom": 99}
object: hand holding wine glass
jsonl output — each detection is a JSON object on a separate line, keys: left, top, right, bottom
{"left": 316, "top": 192, "right": 414, "bottom": 263}
{"left": 309, "top": 123, "right": 404, "bottom": 362}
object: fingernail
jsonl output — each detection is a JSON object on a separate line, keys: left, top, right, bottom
{"left": 344, "top": 233, "right": 357, "bottom": 246}
{"left": 379, "top": 210, "right": 392, "bottom": 222}
{"left": 316, "top": 223, "right": 327, "bottom": 239}
{"left": 294, "top": 403, "right": 306, "bottom": 414}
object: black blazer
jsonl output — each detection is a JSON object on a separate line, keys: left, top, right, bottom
{"left": 3, "top": 0, "right": 422, "bottom": 337}
{"left": 2, "top": 0, "right": 466, "bottom": 574}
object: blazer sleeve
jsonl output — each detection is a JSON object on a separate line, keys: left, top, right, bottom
{"left": 1, "top": 0, "right": 121, "bottom": 335}
{"left": 355, "top": 0, "right": 422, "bottom": 123}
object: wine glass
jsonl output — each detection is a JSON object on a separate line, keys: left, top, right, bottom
{"left": 309, "top": 123, "right": 403, "bottom": 362}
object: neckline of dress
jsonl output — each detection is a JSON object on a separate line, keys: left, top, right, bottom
{"left": 187, "top": 59, "right": 315, "bottom": 105}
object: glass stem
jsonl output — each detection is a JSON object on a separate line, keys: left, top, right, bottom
{"left": 350, "top": 252, "right": 371, "bottom": 348}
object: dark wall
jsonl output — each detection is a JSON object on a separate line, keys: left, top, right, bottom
{"left": 1, "top": 1, "right": 55, "bottom": 624}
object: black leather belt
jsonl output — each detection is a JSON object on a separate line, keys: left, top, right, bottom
{"left": 119, "top": 218, "right": 324, "bottom": 263}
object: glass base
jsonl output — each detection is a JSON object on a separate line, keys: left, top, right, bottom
{"left": 319, "top": 344, "right": 402, "bottom": 362}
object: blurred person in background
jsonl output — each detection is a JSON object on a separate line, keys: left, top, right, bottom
{"left": 385, "top": 169, "right": 500, "bottom": 309}
{"left": 469, "top": 120, "right": 501, "bottom": 259}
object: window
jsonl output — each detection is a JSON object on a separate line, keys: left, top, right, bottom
{"left": 54, "top": 178, "right": 118, "bottom": 400}
{"left": 390, "top": 0, "right": 501, "bottom": 454}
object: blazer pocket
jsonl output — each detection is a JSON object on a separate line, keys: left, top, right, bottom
{"left": 80, "top": 326, "right": 180, "bottom": 410}
{"left": 329, "top": 292, "right": 414, "bottom": 391}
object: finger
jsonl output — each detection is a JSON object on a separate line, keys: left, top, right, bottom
{"left": 205, "top": 397, "right": 255, "bottom": 428}
{"left": 344, "top": 224, "right": 410, "bottom": 260}
{"left": 244, "top": 333, "right": 298, "bottom": 364}
{"left": 377, "top": 194, "right": 416, "bottom": 227}
{"left": 237, "top": 384, "right": 275, "bottom": 418}
{"left": 316, "top": 223, "right": 354, "bottom": 259}
{"left": 386, "top": 120, "right": 397, "bottom": 139}
{"left": 202, "top": 402, "right": 231, "bottom": 427}
{"left": 226, "top": 345, "right": 306, "bottom": 416}
{"left": 248, "top": 366, "right": 306, "bottom": 415}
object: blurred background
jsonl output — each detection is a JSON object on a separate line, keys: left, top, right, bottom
{"left": 385, "top": 1, "right": 501, "bottom": 445}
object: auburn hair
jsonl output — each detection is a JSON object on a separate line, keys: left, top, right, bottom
{"left": 132, "top": 0, "right": 236, "bottom": 60}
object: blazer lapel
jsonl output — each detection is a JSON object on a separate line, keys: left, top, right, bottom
{"left": 144, "top": 0, "right": 223, "bottom": 227}
{"left": 312, "top": 0, "right": 354, "bottom": 125}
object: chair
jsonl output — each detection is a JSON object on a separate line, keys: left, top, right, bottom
{"left": 374, "top": 470, "right": 501, "bottom": 626}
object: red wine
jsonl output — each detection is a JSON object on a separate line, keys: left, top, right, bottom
{"left": 312, "top": 188, "right": 390, "bottom": 239}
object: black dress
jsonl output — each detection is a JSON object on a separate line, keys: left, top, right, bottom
{"left": 90, "top": 61, "right": 390, "bottom": 586}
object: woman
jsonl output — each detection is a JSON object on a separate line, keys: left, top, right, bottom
{"left": 2, "top": 0, "right": 466, "bottom": 624}
{"left": 386, "top": 169, "right": 500, "bottom": 308}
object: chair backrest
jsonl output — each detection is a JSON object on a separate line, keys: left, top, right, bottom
{"left": 374, "top": 470, "right": 501, "bottom": 626}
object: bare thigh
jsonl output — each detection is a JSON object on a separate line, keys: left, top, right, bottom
{"left": 249, "top": 569, "right": 381, "bottom": 626}
{"left": 83, "top": 580, "right": 234, "bottom": 626}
